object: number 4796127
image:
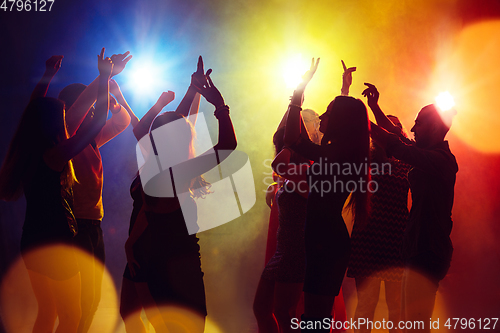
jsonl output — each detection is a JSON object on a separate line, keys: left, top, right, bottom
{"left": 1, "top": 0, "right": 55, "bottom": 12}
{"left": 444, "top": 318, "right": 498, "bottom": 330}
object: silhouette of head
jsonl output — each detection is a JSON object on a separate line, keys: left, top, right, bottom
{"left": 320, "top": 96, "right": 370, "bottom": 147}
{"left": 25, "top": 97, "right": 67, "bottom": 150}
{"left": 302, "top": 108, "right": 321, "bottom": 144}
{"left": 411, "top": 104, "right": 454, "bottom": 148}
{"left": 150, "top": 111, "right": 194, "bottom": 160}
{"left": 58, "top": 83, "right": 87, "bottom": 110}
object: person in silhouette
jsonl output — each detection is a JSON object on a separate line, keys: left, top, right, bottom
{"left": 366, "top": 83, "right": 458, "bottom": 333}
{"left": 0, "top": 50, "right": 113, "bottom": 333}
{"left": 57, "top": 50, "right": 132, "bottom": 333}
{"left": 254, "top": 61, "right": 354, "bottom": 333}
{"left": 126, "top": 59, "right": 237, "bottom": 333}
{"left": 348, "top": 114, "right": 411, "bottom": 333}
{"left": 120, "top": 57, "right": 205, "bottom": 333}
{"left": 284, "top": 59, "right": 371, "bottom": 332}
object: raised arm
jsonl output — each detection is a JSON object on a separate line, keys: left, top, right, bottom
{"left": 175, "top": 56, "right": 205, "bottom": 125}
{"left": 109, "top": 79, "right": 139, "bottom": 127}
{"left": 371, "top": 122, "right": 457, "bottom": 177}
{"left": 44, "top": 48, "right": 112, "bottom": 171}
{"left": 164, "top": 71, "right": 236, "bottom": 196}
{"left": 284, "top": 58, "right": 320, "bottom": 146}
{"left": 362, "top": 83, "right": 401, "bottom": 135}
{"left": 30, "top": 55, "right": 63, "bottom": 101}
{"left": 65, "top": 51, "right": 132, "bottom": 136}
{"left": 132, "top": 91, "right": 175, "bottom": 141}
{"left": 94, "top": 95, "right": 131, "bottom": 147}
{"left": 200, "top": 73, "right": 237, "bottom": 151}
{"left": 340, "top": 60, "right": 356, "bottom": 96}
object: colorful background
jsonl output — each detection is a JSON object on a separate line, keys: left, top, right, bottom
{"left": 1, "top": 0, "right": 500, "bottom": 331}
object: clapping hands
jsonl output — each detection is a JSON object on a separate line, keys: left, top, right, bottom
{"left": 190, "top": 56, "right": 223, "bottom": 107}
{"left": 193, "top": 58, "right": 224, "bottom": 107}
{"left": 191, "top": 56, "right": 209, "bottom": 92}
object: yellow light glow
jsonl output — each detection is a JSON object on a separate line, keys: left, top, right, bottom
{"left": 0, "top": 245, "right": 118, "bottom": 333}
{"left": 435, "top": 91, "right": 455, "bottom": 111}
{"left": 282, "top": 54, "right": 310, "bottom": 89}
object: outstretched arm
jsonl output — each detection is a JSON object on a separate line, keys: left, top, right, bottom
{"left": 44, "top": 48, "right": 113, "bottom": 171}
{"left": 30, "top": 55, "right": 63, "bottom": 101}
{"left": 132, "top": 91, "right": 175, "bottom": 141}
{"left": 362, "top": 83, "right": 401, "bottom": 135}
{"left": 284, "top": 58, "right": 320, "bottom": 146}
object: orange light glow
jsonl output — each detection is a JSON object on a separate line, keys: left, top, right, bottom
{"left": 430, "top": 20, "right": 500, "bottom": 152}
{"left": 0, "top": 245, "right": 118, "bottom": 333}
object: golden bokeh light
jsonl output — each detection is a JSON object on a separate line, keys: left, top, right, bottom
{"left": 430, "top": 20, "right": 500, "bottom": 152}
{"left": 0, "top": 245, "right": 118, "bottom": 333}
{"left": 120, "top": 305, "right": 223, "bottom": 333}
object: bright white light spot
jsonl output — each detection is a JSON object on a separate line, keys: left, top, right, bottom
{"left": 121, "top": 56, "right": 172, "bottom": 113}
{"left": 283, "top": 54, "right": 310, "bottom": 89}
{"left": 435, "top": 91, "right": 455, "bottom": 111}
{"left": 129, "top": 63, "right": 160, "bottom": 95}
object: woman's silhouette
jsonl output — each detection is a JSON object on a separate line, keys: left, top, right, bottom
{"left": 284, "top": 58, "right": 371, "bottom": 331}
{"left": 126, "top": 60, "right": 237, "bottom": 332}
{"left": 0, "top": 49, "right": 113, "bottom": 333}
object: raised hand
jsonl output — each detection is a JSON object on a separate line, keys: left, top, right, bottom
{"left": 45, "top": 55, "right": 63, "bottom": 77}
{"left": 98, "top": 48, "right": 113, "bottom": 78}
{"left": 341, "top": 60, "right": 356, "bottom": 96}
{"left": 299, "top": 57, "right": 320, "bottom": 89}
{"left": 155, "top": 91, "right": 175, "bottom": 109}
{"left": 110, "top": 51, "right": 132, "bottom": 77}
{"left": 291, "top": 57, "right": 320, "bottom": 107}
{"left": 191, "top": 56, "right": 206, "bottom": 91}
{"left": 362, "top": 83, "right": 380, "bottom": 108}
{"left": 30, "top": 55, "right": 64, "bottom": 100}
{"left": 198, "top": 71, "right": 224, "bottom": 107}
